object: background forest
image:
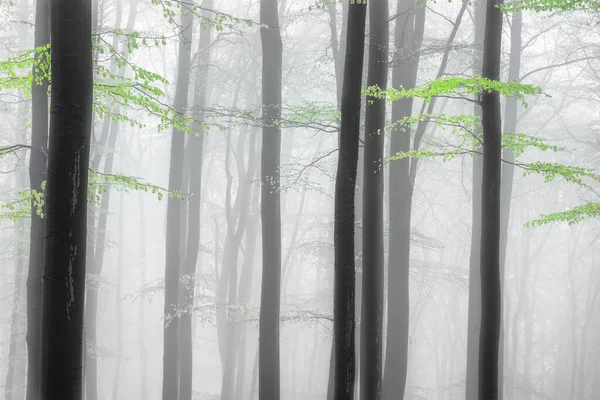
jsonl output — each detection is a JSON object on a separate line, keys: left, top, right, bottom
{"left": 0, "top": 0, "right": 599, "bottom": 399}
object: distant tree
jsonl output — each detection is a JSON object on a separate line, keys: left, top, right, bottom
{"left": 333, "top": 0, "right": 367, "bottom": 399}
{"left": 163, "top": 4, "right": 193, "bottom": 400}
{"left": 26, "top": 0, "right": 49, "bottom": 396}
{"left": 465, "top": 2, "right": 485, "bottom": 399}
{"left": 259, "top": 0, "right": 283, "bottom": 398}
{"left": 478, "top": 0, "right": 504, "bottom": 399}
{"left": 383, "top": 1, "right": 425, "bottom": 398}
{"left": 39, "top": 0, "right": 93, "bottom": 398}
{"left": 360, "top": 0, "right": 388, "bottom": 397}
{"left": 178, "top": 2, "right": 212, "bottom": 399}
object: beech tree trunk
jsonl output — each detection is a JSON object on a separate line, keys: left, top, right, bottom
{"left": 258, "top": 0, "right": 283, "bottom": 398}
{"left": 333, "top": 1, "right": 367, "bottom": 399}
{"left": 478, "top": 0, "right": 503, "bottom": 398}
{"left": 163, "top": 5, "right": 193, "bottom": 399}
{"left": 39, "top": 0, "right": 93, "bottom": 396}
{"left": 26, "top": 0, "right": 49, "bottom": 397}
{"left": 360, "top": 0, "right": 388, "bottom": 397}
{"left": 465, "top": 2, "right": 485, "bottom": 399}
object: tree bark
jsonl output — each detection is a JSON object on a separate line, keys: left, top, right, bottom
{"left": 360, "top": 0, "right": 388, "bottom": 398}
{"left": 258, "top": 0, "right": 283, "bottom": 398}
{"left": 39, "top": 0, "right": 93, "bottom": 396}
{"left": 478, "top": 0, "right": 503, "bottom": 399}
{"left": 333, "top": 1, "right": 367, "bottom": 399}
{"left": 26, "top": 0, "right": 49, "bottom": 397}
{"left": 163, "top": 5, "right": 193, "bottom": 400}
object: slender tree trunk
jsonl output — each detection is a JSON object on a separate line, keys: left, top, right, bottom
{"left": 360, "top": 0, "right": 388, "bottom": 398}
{"left": 259, "top": 0, "right": 283, "bottom": 398}
{"left": 39, "top": 0, "right": 93, "bottom": 396}
{"left": 478, "top": 0, "right": 503, "bottom": 398}
{"left": 498, "top": 11, "right": 522, "bottom": 399}
{"left": 465, "top": 2, "right": 485, "bottom": 399}
{"left": 163, "top": 6, "right": 193, "bottom": 400}
{"left": 333, "top": 2, "right": 367, "bottom": 399}
{"left": 178, "top": 3, "right": 212, "bottom": 399}
{"left": 383, "top": 2, "right": 425, "bottom": 399}
{"left": 26, "top": 0, "right": 49, "bottom": 397}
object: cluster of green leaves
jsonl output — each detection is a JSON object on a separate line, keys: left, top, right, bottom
{"left": 365, "top": 76, "right": 549, "bottom": 107}
{"left": 0, "top": 44, "right": 50, "bottom": 92}
{"left": 527, "top": 202, "right": 600, "bottom": 226}
{"left": 501, "top": 0, "right": 598, "bottom": 12}
{"left": 150, "top": 0, "right": 259, "bottom": 31}
{"left": 88, "top": 171, "right": 187, "bottom": 204}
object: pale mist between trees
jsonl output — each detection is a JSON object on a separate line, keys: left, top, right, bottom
{"left": 0, "top": 0, "right": 598, "bottom": 399}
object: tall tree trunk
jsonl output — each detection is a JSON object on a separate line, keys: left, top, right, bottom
{"left": 39, "top": 0, "right": 93, "bottom": 396}
{"left": 333, "top": 2, "right": 367, "bottom": 399}
{"left": 258, "top": 0, "right": 283, "bottom": 398}
{"left": 383, "top": 2, "right": 425, "bottom": 399}
{"left": 178, "top": 2, "right": 212, "bottom": 399}
{"left": 26, "top": 0, "right": 49, "bottom": 396}
{"left": 360, "top": 0, "right": 388, "bottom": 398}
{"left": 465, "top": 2, "right": 485, "bottom": 399}
{"left": 498, "top": 10, "right": 522, "bottom": 398}
{"left": 163, "top": 5, "right": 193, "bottom": 400}
{"left": 478, "top": 0, "right": 503, "bottom": 398}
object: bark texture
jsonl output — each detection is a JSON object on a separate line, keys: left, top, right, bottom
{"left": 360, "top": 0, "right": 388, "bottom": 397}
{"left": 39, "top": 0, "right": 93, "bottom": 396}
{"left": 333, "top": 2, "right": 367, "bottom": 399}
{"left": 478, "top": 0, "right": 503, "bottom": 398}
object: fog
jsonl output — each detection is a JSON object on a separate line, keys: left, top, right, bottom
{"left": 0, "top": 0, "right": 599, "bottom": 399}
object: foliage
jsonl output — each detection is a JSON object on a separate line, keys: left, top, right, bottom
{"left": 364, "top": 76, "right": 549, "bottom": 107}
{"left": 526, "top": 202, "right": 600, "bottom": 226}
{"left": 501, "top": 0, "right": 599, "bottom": 12}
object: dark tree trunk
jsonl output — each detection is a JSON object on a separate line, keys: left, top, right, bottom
{"left": 178, "top": 2, "right": 212, "bottom": 399}
{"left": 383, "top": 2, "right": 425, "bottom": 399}
{"left": 26, "top": 0, "right": 49, "bottom": 397}
{"left": 258, "top": 0, "right": 283, "bottom": 398}
{"left": 39, "top": 0, "right": 93, "bottom": 396}
{"left": 465, "top": 2, "right": 485, "bottom": 399}
{"left": 333, "top": 2, "right": 367, "bottom": 399}
{"left": 478, "top": 0, "right": 503, "bottom": 399}
{"left": 360, "top": 0, "right": 388, "bottom": 398}
{"left": 163, "top": 5, "right": 193, "bottom": 400}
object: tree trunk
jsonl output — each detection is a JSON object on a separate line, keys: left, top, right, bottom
{"left": 258, "top": 0, "right": 283, "bottom": 398}
{"left": 499, "top": 11, "right": 522, "bottom": 399}
{"left": 163, "top": 5, "right": 193, "bottom": 400}
{"left": 383, "top": 2, "right": 425, "bottom": 399}
{"left": 26, "top": 0, "right": 49, "bottom": 396}
{"left": 465, "top": 2, "right": 485, "bottom": 399}
{"left": 137, "top": 172, "right": 148, "bottom": 400}
{"left": 478, "top": 0, "right": 503, "bottom": 398}
{"left": 333, "top": 1, "right": 367, "bottom": 399}
{"left": 360, "top": 0, "right": 388, "bottom": 398}
{"left": 178, "top": 2, "right": 211, "bottom": 399}
{"left": 39, "top": 0, "right": 93, "bottom": 396}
